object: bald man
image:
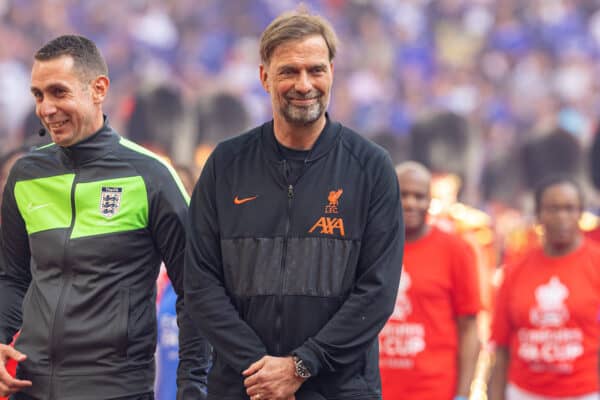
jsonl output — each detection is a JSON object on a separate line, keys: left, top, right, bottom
{"left": 379, "top": 162, "right": 481, "bottom": 400}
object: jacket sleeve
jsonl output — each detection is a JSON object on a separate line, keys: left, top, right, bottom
{"left": 184, "top": 152, "right": 268, "bottom": 374}
{"left": 293, "top": 151, "right": 404, "bottom": 376}
{"left": 149, "top": 163, "right": 210, "bottom": 400}
{"left": 0, "top": 164, "right": 31, "bottom": 345}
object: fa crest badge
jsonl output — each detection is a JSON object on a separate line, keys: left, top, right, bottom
{"left": 100, "top": 187, "right": 122, "bottom": 218}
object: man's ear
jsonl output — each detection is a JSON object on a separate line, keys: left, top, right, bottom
{"left": 259, "top": 64, "right": 269, "bottom": 93}
{"left": 91, "top": 75, "right": 110, "bottom": 103}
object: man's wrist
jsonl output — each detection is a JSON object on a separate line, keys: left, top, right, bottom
{"left": 291, "top": 355, "right": 312, "bottom": 379}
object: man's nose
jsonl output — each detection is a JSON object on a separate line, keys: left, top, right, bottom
{"left": 294, "top": 71, "right": 312, "bottom": 93}
{"left": 37, "top": 98, "right": 57, "bottom": 117}
{"left": 401, "top": 195, "right": 416, "bottom": 208}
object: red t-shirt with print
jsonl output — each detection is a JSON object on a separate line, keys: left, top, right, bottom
{"left": 379, "top": 227, "right": 481, "bottom": 400}
{"left": 491, "top": 239, "right": 600, "bottom": 397}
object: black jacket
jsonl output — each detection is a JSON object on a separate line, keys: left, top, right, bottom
{"left": 0, "top": 120, "right": 210, "bottom": 400}
{"left": 185, "top": 118, "right": 403, "bottom": 399}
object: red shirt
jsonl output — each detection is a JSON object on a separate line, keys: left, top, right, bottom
{"left": 1, "top": 336, "right": 18, "bottom": 400}
{"left": 585, "top": 227, "right": 600, "bottom": 244}
{"left": 379, "top": 227, "right": 481, "bottom": 400}
{"left": 491, "top": 239, "right": 600, "bottom": 396}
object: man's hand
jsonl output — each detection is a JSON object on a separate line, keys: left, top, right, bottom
{"left": 242, "top": 356, "right": 304, "bottom": 400}
{"left": 0, "top": 344, "right": 31, "bottom": 396}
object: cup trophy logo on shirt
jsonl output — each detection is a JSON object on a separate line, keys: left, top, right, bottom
{"left": 391, "top": 270, "right": 412, "bottom": 321}
{"left": 530, "top": 276, "right": 570, "bottom": 327}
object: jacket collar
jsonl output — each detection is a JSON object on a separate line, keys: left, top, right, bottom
{"left": 261, "top": 113, "right": 342, "bottom": 163}
{"left": 59, "top": 115, "right": 117, "bottom": 166}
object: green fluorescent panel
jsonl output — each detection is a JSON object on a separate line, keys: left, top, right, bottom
{"left": 119, "top": 137, "right": 190, "bottom": 204}
{"left": 14, "top": 174, "right": 75, "bottom": 234}
{"left": 71, "top": 176, "right": 148, "bottom": 239}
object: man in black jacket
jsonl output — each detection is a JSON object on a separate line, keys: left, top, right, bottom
{"left": 0, "top": 35, "right": 210, "bottom": 400}
{"left": 184, "top": 9, "right": 403, "bottom": 400}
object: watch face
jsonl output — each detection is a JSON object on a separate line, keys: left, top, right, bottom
{"left": 294, "top": 357, "right": 311, "bottom": 378}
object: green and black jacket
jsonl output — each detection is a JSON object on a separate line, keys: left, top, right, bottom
{"left": 185, "top": 118, "right": 404, "bottom": 400}
{"left": 0, "top": 119, "right": 210, "bottom": 400}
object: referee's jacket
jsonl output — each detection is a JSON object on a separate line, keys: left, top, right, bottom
{"left": 0, "top": 118, "right": 210, "bottom": 399}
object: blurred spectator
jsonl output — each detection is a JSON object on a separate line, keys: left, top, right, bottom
{"left": 380, "top": 161, "right": 480, "bottom": 400}
{"left": 0, "top": 146, "right": 27, "bottom": 400}
{"left": 126, "top": 84, "right": 185, "bottom": 157}
{"left": 409, "top": 111, "right": 472, "bottom": 197}
{"left": 521, "top": 128, "right": 583, "bottom": 190}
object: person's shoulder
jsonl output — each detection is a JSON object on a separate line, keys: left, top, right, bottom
{"left": 502, "top": 246, "right": 544, "bottom": 283}
{"left": 213, "top": 124, "right": 262, "bottom": 158}
{"left": 581, "top": 238, "right": 600, "bottom": 260}
{"left": 428, "top": 226, "right": 475, "bottom": 256}
{"left": 115, "top": 136, "right": 170, "bottom": 168}
{"left": 338, "top": 123, "right": 390, "bottom": 161}
{"left": 430, "top": 226, "right": 469, "bottom": 247}
{"left": 114, "top": 136, "right": 183, "bottom": 186}
{"left": 9, "top": 143, "right": 60, "bottom": 178}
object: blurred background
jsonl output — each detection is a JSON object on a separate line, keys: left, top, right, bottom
{"left": 3, "top": 0, "right": 600, "bottom": 217}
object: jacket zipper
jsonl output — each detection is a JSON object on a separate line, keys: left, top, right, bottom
{"left": 275, "top": 160, "right": 294, "bottom": 355}
{"left": 48, "top": 169, "right": 78, "bottom": 399}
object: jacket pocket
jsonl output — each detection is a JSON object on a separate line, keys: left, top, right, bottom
{"left": 16, "top": 281, "right": 58, "bottom": 370}
{"left": 126, "top": 284, "right": 157, "bottom": 362}
{"left": 58, "top": 283, "right": 131, "bottom": 371}
{"left": 116, "top": 287, "right": 130, "bottom": 357}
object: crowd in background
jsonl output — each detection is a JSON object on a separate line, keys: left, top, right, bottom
{"left": 3, "top": 0, "right": 600, "bottom": 229}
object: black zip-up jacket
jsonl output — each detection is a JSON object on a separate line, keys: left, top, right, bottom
{"left": 0, "top": 120, "right": 210, "bottom": 400}
{"left": 185, "top": 118, "right": 403, "bottom": 399}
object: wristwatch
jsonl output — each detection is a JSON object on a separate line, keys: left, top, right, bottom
{"left": 292, "top": 355, "right": 312, "bottom": 379}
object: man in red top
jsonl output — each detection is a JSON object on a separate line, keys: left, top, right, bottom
{"left": 379, "top": 161, "right": 481, "bottom": 400}
{"left": 489, "top": 176, "right": 600, "bottom": 400}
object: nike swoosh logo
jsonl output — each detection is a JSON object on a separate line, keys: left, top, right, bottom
{"left": 234, "top": 196, "right": 258, "bottom": 205}
{"left": 27, "top": 202, "right": 51, "bottom": 212}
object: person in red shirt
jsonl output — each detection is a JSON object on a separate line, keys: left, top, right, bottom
{"left": 488, "top": 176, "right": 600, "bottom": 400}
{"left": 379, "top": 161, "right": 481, "bottom": 400}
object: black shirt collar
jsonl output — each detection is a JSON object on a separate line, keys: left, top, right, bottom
{"left": 59, "top": 115, "right": 117, "bottom": 166}
{"left": 262, "top": 113, "right": 341, "bottom": 163}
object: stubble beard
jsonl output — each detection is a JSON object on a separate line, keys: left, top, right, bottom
{"left": 280, "top": 90, "right": 328, "bottom": 126}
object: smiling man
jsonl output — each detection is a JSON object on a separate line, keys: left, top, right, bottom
{"left": 184, "top": 9, "right": 403, "bottom": 400}
{"left": 0, "top": 35, "right": 210, "bottom": 400}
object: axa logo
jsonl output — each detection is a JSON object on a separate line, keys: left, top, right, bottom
{"left": 309, "top": 188, "right": 345, "bottom": 236}
{"left": 309, "top": 217, "right": 345, "bottom": 236}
